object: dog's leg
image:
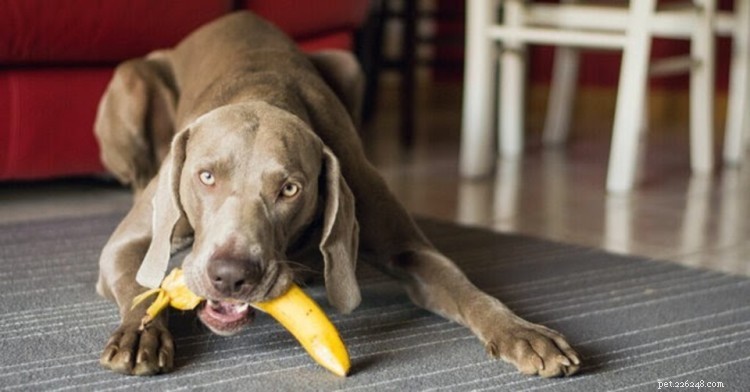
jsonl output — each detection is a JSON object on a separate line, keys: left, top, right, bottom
{"left": 345, "top": 169, "right": 580, "bottom": 377}
{"left": 94, "top": 50, "right": 178, "bottom": 193}
{"left": 381, "top": 245, "right": 581, "bottom": 377}
{"left": 97, "top": 184, "right": 176, "bottom": 376}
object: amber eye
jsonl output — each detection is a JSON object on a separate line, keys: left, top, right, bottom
{"left": 199, "top": 170, "right": 215, "bottom": 186}
{"left": 280, "top": 183, "right": 300, "bottom": 198}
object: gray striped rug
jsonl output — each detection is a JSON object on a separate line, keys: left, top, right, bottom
{"left": 1, "top": 213, "right": 748, "bottom": 392}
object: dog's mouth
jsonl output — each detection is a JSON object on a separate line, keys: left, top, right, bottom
{"left": 197, "top": 300, "right": 255, "bottom": 335}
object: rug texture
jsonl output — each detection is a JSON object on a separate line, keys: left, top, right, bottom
{"left": 1, "top": 212, "right": 749, "bottom": 392}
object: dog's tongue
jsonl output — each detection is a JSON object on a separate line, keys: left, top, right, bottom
{"left": 205, "top": 300, "right": 250, "bottom": 323}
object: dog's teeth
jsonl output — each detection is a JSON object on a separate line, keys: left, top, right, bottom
{"left": 235, "top": 303, "right": 249, "bottom": 312}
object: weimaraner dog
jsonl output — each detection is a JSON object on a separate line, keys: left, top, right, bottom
{"left": 94, "top": 11, "right": 580, "bottom": 377}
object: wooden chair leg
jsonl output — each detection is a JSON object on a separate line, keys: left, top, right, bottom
{"left": 689, "top": 0, "right": 716, "bottom": 173}
{"left": 460, "top": 0, "right": 498, "bottom": 177}
{"left": 606, "top": 0, "right": 656, "bottom": 193}
{"left": 723, "top": 0, "right": 750, "bottom": 164}
{"left": 543, "top": 47, "right": 580, "bottom": 146}
{"left": 400, "top": 0, "right": 417, "bottom": 148}
{"left": 543, "top": 0, "right": 580, "bottom": 146}
{"left": 498, "top": 0, "right": 525, "bottom": 157}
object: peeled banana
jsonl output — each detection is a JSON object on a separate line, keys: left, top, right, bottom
{"left": 131, "top": 268, "right": 351, "bottom": 376}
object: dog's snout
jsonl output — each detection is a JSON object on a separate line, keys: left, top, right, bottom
{"left": 208, "top": 257, "right": 263, "bottom": 296}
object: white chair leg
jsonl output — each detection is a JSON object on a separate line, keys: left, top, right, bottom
{"left": 499, "top": 49, "right": 526, "bottom": 157}
{"left": 499, "top": 0, "right": 525, "bottom": 157}
{"left": 633, "top": 91, "right": 650, "bottom": 183}
{"left": 723, "top": 0, "right": 750, "bottom": 164}
{"left": 606, "top": 0, "right": 656, "bottom": 193}
{"left": 460, "top": 0, "right": 497, "bottom": 178}
{"left": 543, "top": 0, "right": 580, "bottom": 146}
{"left": 543, "top": 47, "right": 580, "bottom": 145}
{"left": 690, "top": 0, "right": 716, "bottom": 173}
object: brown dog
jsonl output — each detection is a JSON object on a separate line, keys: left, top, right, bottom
{"left": 94, "top": 11, "right": 580, "bottom": 377}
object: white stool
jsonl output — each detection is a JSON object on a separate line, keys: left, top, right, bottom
{"left": 460, "top": 0, "right": 726, "bottom": 193}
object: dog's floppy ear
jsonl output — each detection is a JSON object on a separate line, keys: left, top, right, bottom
{"left": 136, "top": 129, "right": 190, "bottom": 289}
{"left": 319, "top": 146, "right": 361, "bottom": 313}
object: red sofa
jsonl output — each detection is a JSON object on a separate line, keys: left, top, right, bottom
{"left": 0, "top": 0, "right": 369, "bottom": 181}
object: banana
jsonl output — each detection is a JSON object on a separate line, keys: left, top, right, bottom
{"left": 131, "top": 268, "right": 203, "bottom": 329}
{"left": 131, "top": 268, "right": 350, "bottom": 376}
{"left": 252, "top": 284, "right": 351, "bottom": 377}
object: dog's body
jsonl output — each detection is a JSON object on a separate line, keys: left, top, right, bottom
{"left": 95, "top": 12, "right": 580, "bottom": 377}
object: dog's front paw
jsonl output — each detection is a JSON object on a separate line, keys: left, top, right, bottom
{"left": 100, "top": 321, "right": 174, "bottom": 376}
{"left": 486, "top": 319, "right": 581, "bottom": 378}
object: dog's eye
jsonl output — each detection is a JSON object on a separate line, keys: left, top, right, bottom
{"left": 280, "top": 183, "right": 300, "bottom": 198}
{"left": 199, "top": 170, "right": 216, "bottom": 186}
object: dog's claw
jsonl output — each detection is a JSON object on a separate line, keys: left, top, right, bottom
{"left": 486, "top": 319, "right": 581, "bottom": 378}
{"left": 100, "top": 344, "right": 117, "bottom": 365}
{"left": 158, "top": 347, "right": 172, "bottom": 369}
{"left": 100, "top": 322, "right": 174, "bottom": 376}
{"left": 109, "top": 351, "right": 134, "bottom": 375}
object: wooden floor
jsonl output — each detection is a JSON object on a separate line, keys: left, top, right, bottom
{"left": 364, "top": 74, "right": 750, "bottom": 277}
{"left": 1, "top": 74, "right": 748, "bottom": 277}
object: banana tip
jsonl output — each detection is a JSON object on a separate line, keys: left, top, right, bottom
{"left": 327, "top": 363, "right": 350, "bottom": 377}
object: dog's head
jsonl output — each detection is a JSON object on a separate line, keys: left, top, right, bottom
{"left": 138, "top": 102, "right": 360, "bottom": 335}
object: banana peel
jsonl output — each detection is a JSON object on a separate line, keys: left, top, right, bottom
{"left": 131, "top": 268, "right": 351, "bottom": 376}
{"left": 131, "top": 268, "right": 203, "bottom": 329}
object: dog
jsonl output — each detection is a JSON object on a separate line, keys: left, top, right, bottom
{"left": 94, "top": 11, "right": 580, "bottom": 377}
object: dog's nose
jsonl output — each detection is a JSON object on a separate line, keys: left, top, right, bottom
{"left": 208, "top": 257, "right": 263, "bottom": 296}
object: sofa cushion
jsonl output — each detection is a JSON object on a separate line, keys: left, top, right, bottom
{"left": 244, "top": 0, "right": 369, "bottom": 41}
{"left": 0, "top": 0, "right": 233, "bottom": 64}
{"left": 0, "top": 69, "right": 110, "bottom": 179}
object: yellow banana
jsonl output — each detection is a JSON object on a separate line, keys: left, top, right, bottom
{"left": 252, "top": 284, "right": 351, "bottom": 377}
{"left": 131, "top": 268, "right": 350, "bottom": 376}
{"left": 131, "top": 268, "right": 203, "bottom": 329}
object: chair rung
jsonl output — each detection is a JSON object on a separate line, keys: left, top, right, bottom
{"left": 649, "top": 56, "right": 698, "bottom": 76}
{"left": 526, "top": 4, "right": 630, "bottom": 33}
{"left": 487, "top": 26, "right": 626, "bottom": 49}
{"left": 715, "top": 12, "right": 737, "bottom": 36}
{"left": 526, "top": 4, "right": 735, "bottom": 39}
